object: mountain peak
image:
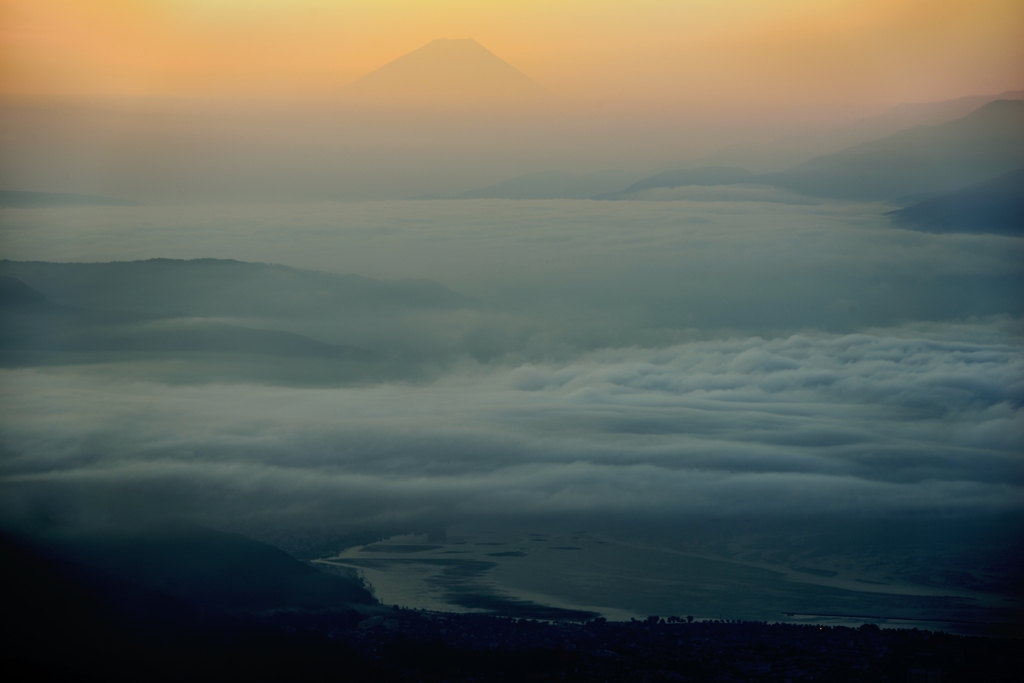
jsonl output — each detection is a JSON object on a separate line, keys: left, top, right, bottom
{"left": 342, "top": 38, "right": 549, "bottom": 107}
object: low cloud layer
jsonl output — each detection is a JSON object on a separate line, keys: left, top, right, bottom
{"left": 3, "top": 200, "right": 1023, "bottom": 360}
{"left": 3, "top": 323, "right": 1020, "bottom": 534}
{"left": 1, "top": 198, "right": 1022, "bottom": 575}
{"left": 3, "top": 199, "right": 1020, "bottom": 287}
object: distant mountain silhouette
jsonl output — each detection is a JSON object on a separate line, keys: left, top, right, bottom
{"left": 0, "top": 190, "right": 138, "bottom": 208}
{"left": 602, "top": 101, "right": 1024, "bottom": 202}
{"left": 0, "top": 276, "right": 371, "bottom": 360}
{"left": 850, "top": 90, "right": 1024, "bottom": 139}
{"left": 691, "top": 89, "right": 1024, "bottom": 172}
{"left": 0, "top": 258, "right": 475, "bottom": 317}
{"left": 888, "top": 168, "right": 1024, "bottom": 235}
{"left": 342, "top": 38, "right": 549, "bottom": 107}
{"left": 594, "top": 167, "right": 756, "bottom": 199}
{"left": 459, "top": 171, "right": 644, "bottom": 200}
{"left": 766, "top": 99, "right": 1024, "bottom": 200}
{"left": 0, "top": 276, "right": 53, "bottom": 309}
{"left": 0, "top": 260, "right": 478, "bottom": 379}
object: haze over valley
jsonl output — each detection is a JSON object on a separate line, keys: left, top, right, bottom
{"left": 1, "top": 5, "right": 1023, "bottom": 678}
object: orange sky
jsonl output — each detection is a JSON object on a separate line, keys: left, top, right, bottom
{"left": 2, "top": 0, "right": 1023, "bottom": 112}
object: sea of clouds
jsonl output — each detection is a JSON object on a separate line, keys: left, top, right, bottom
{"left": 1, "top": 199, "right": 1022, "bottom": 534}
{"left": 2, "top": 324, "right": 1020, "bottom": 531}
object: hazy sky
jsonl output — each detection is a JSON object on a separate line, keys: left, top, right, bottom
{"left": 2, "top": 0, "right": 1022, "bottom": 115}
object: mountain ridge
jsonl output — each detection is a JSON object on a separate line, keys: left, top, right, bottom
{"left": 459, "top": 170, "right": 645, "bottom": 200}
{"left": 887, "top": 167, "right": 1024, "bottom": 235}
{"left": 599, "top": 100, "right": 1024, "bottom": 201}
{"left": 688, "top": 89, "right": 1024, "bottom": 172}
{"left": 0, "top": 190, "right": 138, "bottom": 208}
{"left": 765, "top": 99, "right": 1024, "bottom": 199}
{"left": 0, "top": 258, "right": 477, "bottom": 316}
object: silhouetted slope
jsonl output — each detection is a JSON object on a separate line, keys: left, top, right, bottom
{"left": 1, "top": 529, "right": 377, "bottom": 682}
{"left": 599, "top": 101, "right": 1024, "bottom": 202}
{"left": 0, "top": 276, "right": 52, "bottom": 308}
{"left": 29, "top": 524, "right": 375, "bottom": 609}
{"left": 0, "top": 190, "right": 137, "bottom": 207}
{"left": 888, "top": 168, "right": 1024, "bottom": 235}
{"left": 342, "top": 38, "right": 548, "bottom": 106}
{"left": 768, "top": 100, "right": 1024, "bottom": 200}
{"left": 0, "top": 260, "right": 481, "bottom": 379}
{"left": 460, "top": 171, "right": 643, "bottom": 199}
{"left": 851, "top": 90, "right": 1024, "bottom": 138}
{"left": 0, "top": 259, "right": 475, "bottom": 317}
{"left": 1, "top": 315, "right": 367, "bottom": 357}
{"left": 691, "top": 90, "right": 1024, "bottom": 172}
{"left": 4, "top": 532, "right": 1021, "bottom": 682}
{"left": 595, "top": 166, "right": 755, "bottom": 199}
{"left": 0, "top": 274, "right": 369, "bottom": 359}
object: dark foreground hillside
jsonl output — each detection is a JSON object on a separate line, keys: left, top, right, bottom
{"left": 2, "top": 530, "right": 1020, "bottom": 683}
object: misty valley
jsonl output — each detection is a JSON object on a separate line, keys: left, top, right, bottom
{"left": 2, "top": 53, "right": 1023, "bottom": 681}
{"left": 2, "top": 184, "right": 1022, "bottom": 629}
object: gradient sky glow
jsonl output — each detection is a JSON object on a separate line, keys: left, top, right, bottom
{"left": 2, "top": 0, "right": 1022, "bottom": 114}
{"left": 2, "top": 0, "right": 1024, "bottom": 641}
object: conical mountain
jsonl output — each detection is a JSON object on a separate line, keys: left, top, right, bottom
{"left": 342, "top": 38, "right": 549, "bottom": 107}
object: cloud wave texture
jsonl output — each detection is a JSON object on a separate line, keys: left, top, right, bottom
{"left": 3, "top": 324, "right": 1021, "bottom": 530}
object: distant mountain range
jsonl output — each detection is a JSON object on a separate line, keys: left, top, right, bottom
{"left": 457, "top": 171, "right": 645, "bottom": 200}
{"left": 341, "top": 38, "right": 549, "bottom": 106}
{"left": 851, "top": 89, "right": 1024, "bottom": 138}
{"left": 691, "top": 89, "right": 1024, "bottom": 172}
{"left": 594, "top": 167, "right": 757, "bottom": 200}
{"left": 0, "top": 190, "right": 137, "bottom": 208}
{"left": 6, "top": 81, "right": 1021, "bottom": 212}
{"left": 0, "top": 274, "right": 370, "bottom": 360}
{"left": 0, "top": 259, "right": 479, "bottom": 381}
{"left": 766, "top": 99, "right": 1024, "bottom": 200}
{"left": 887, "top": 168, "right": 1024, "bottom": 235}
{"left": 591, "top": 100, "right": 1024, "bottom": 206}
{"left": 0, "top": 258, "right": 474, "bottom": 318}
{"left": 456, "top": 96, "right": 1024, "bottom": 204}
